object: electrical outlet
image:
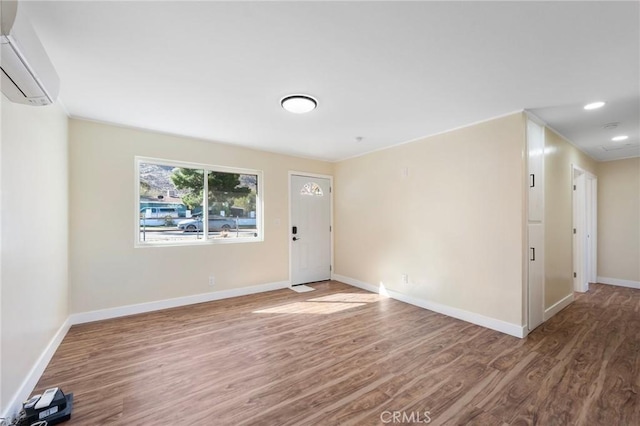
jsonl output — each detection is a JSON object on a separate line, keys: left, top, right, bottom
{"left": 401, "top": 274, "right": 408, "bottom": 284}
{"left": 209, "top": 276, "right": 215, "bottom": 287}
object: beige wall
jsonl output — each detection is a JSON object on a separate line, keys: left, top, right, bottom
{"left": 68, "top": 119, "right": 332, "bottom": 313}
{"left": 597, "top": 158, "right": 640, "bottom": 283}
{"left": 1, "top": 96, "right": 69, "bottom": 411}
{"left": 334, "top": 113, "right": 526, "bottom": 326}
{"left": 543, "top": 129, "right": 596, "bottom": 308}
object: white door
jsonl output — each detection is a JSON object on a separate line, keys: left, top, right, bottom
{"left": 528, "top": 223, "right": 544, "bottom": 331}
{"left": 573, "top": 170, "right": 598, "bottom": 292}
{"left": 573, "top": 172, "right": 587, "bottom": 292}
{"left": 586, "top": 176, "right": 598, "bottom": 284}
{"left": 526, "top": 118, "right": 545, "bottom": 332}
{"left": 527, "top": 120, "right": 544, "bottom": 222}
{"left": 291, "top": 175, "right": 331, "bottom": 285}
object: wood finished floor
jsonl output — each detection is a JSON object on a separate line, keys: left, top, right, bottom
{"left": 35, "top": 281, "right": 639, "bottom": 425}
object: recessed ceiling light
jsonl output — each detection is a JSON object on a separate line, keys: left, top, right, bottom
{"left": 611, "top": 135, "right": 629, "bottom": 142}
{"left": 281, "top": 94, "right": 317, "bottom": 114}
{"left": 583, "top": 101, "right": 605, "bottom": 110}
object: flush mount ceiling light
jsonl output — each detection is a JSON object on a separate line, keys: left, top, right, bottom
{"left": 584, "top": 101, "right": 605, "bottom": 110}
{"left": 611, "top": 135, "right": 629, "bottom": 142}
{"left": 281, "top": 94, "right": 317, "bottom": 114}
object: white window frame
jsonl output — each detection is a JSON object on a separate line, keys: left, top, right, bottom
{"left": 135, "top": 156, "right": 264, "bottom": 247}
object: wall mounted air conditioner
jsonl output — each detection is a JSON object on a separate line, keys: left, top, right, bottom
{"left": 1, "top": 0, "right": 59, "bottom": 106}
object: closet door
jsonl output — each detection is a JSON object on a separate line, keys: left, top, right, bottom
{"left": 527, "top": 118, "right": 545, "bottom": 332}
{"left": 527, "top": 120, "right": 544, "bottom": 222}
{"left": 528, "top": 223, "right": 544, "bottom": 330}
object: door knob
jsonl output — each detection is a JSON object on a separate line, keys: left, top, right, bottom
{"left": 292, "top": 236, "right": 301, "bottom": 241}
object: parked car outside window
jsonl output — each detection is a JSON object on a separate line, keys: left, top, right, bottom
{"left": 177, "top": 216, "right": 236, "bottom": 232}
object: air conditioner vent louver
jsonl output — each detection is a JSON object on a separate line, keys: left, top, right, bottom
{"left": 1, "top": 0, "right": 59, "bottom": 106}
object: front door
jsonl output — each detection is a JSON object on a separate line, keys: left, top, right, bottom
{"left": 290, "top": 175, "right": 331, "bottom": 285}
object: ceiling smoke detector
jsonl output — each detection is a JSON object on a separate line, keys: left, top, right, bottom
{"left": 603, "top": 122, "right": 620, "bottom": 130}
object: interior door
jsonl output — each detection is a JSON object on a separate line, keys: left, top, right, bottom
{"left": 573, "top": 171, "right": 598, "bottom": 292}
{"left": 527, "top": 120, "right": 544, "bottom": 221}
{"left": 528, "top": 223, "right": 544, "bottom": 331}
{"left": 291, "top": 175, "right": 331, "bottom": 285}
{"left": 587, "top": 177, "right": 598, "bottom": 283}
{"left": 527, "top": 119, "right": 545, "bottom": 332}
{"left": 573, "top": 173, "right": 587, "bottom": 292}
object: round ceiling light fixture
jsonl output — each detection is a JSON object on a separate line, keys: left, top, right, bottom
{"left": 281, "top": 94, "right": 317, "bottom": 114}
{"left": 611, "top": 135, "right": 629, "bottom": 142}
{"left": 583, "top": 101, "right": 605, "bottom": 110}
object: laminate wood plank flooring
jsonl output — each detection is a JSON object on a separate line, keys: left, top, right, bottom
{"left": 34, "top": 282, "right": 639, "bottom": 425}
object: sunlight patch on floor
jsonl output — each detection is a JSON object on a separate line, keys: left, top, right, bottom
{"left": 307, "top": 293, "right": 381, "bottom": 303}
{"left": 253, "top": 301, "right": 367, "bottom": 315}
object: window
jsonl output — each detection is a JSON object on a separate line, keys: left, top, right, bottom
{"left": 300, "top": 182, "right": 323, "bottom": 196}
{"left": 136, "top": 157, "right": 262, "bottom": 246}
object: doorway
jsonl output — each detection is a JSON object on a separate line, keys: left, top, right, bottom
{"left": 290, "top": 173, "right": 332, "bottom": 286}
{"left": 572, "top": 165, "right": 597, "bottom": 292}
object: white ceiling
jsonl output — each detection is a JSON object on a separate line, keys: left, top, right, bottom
{"left": 22, "top": 1, "right": 640, "bottom": 162}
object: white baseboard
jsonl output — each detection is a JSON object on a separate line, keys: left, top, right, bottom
{"left": 1, "top": 317, "right": 71, "bottom": 422}
{"left": 543, "top": 293, "right": 574, "bottom": 321}
{"left": 597, "top": 276, "right": 640, "bottom": 290}
{"left": 332, "top": 274, "right": 527, "bottom": 338}
{"left": 333, "top": 274, "right": 380, "bottom": 294}
{"left": 69, "top": 280, "right": 290, "bottom": 325}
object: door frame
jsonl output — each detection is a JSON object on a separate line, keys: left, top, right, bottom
{"left": 572, "top": 164, "right": 597, "bottom": 292}
{"left": 288, "top": 171, "right": 334, "bottom": 287}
